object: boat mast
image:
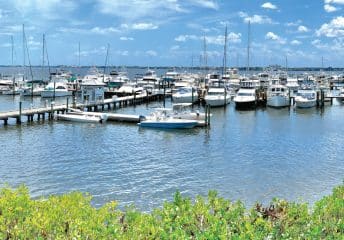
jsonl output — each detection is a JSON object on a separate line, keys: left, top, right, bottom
{"left": 11, "top": 36, "right": 14, "bottom": 66}
{"left": 22, "top": 24, "right": 25, "bottom": 82}
{"left": 285, "top": 56, "right": 288, "bottom": 75}
{"left": 42, "top": 34, "right": 45, "bottom": 82}
{"left": 222, "top": 25, "right": 228, "bottom": 76}
{"left": 103, "top": 43, "right": 110, "bottom": 83}
{"left": 203, "top": 36, "right": 207, "bottom": 85}
{"left": 11, "top": 35, "right": 15, "bottom": 95}
{"left": 246, "top": 21, "right": 251, "bottom": 74}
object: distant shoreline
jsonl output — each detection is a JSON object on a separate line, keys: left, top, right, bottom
{"left": 0, "top": 65, "right": 343, "bottom": 71}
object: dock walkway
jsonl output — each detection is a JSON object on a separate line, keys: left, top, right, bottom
{"left": 0, "top": 93, "right": 166, "bottom": 125}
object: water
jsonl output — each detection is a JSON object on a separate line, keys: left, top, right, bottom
{"left": 1, "top": 93, "right": 344, "bottom": 210}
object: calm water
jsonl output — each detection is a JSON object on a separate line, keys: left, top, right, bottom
{"left": 0, "top": 92, "right": 344, "bottom": 209}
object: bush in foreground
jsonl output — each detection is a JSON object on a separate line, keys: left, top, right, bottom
{"left": 0, "top": 184, "right": 343, "bottom": 239}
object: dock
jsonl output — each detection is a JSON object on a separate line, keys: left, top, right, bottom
{"left": 0, "top": 93, "right": 168, "bottom": 126}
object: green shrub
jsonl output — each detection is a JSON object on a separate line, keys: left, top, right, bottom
{"left": 0, "top": 184, "right": 342, "bottom": 239}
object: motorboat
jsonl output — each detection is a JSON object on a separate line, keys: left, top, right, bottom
{"left": 233, "top": 88, "right": 257, "bottom": 109}
{"left": 295, "top": 89, "right": 317, "bottom": 108}
{"left": 171, "top": 103, "right": 207, "bottom": 120}
{"left": 56, "top": 112, "right": 107, "bottom": 123}
{"left": 20, "top": 85, "right": 45, "bottom": 96}
{"left": 204, "top": 87, "right": 230, "bottom": 107}
{"left": 172, "top": 86, "right": 198, "bottom": 103}
{"left": 138, "top": 110, "right": 198, "bottom": 129}
{"left": 108, "top": 71, "right": 129, "bottom": 88}
{"left": 41, "top": 82, "right": 72, "bottom": 98}
{"left": 267, "top": 82, "right": 290, "bottom": 108}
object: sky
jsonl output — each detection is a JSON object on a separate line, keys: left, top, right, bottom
{"left": 0, "top": 0, "right": 343, "bottom": 67}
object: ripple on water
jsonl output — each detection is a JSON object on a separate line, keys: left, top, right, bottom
{"left": 0, "top": 100, "right": 344, "bottom": 210}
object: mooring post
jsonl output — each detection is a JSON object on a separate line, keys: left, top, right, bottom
{"left": 66, "top": 98, "right": 69, "bottom": 112}
{"left": 17, "top": 101, "right": 22, "bottom": 124}
{"left": 50, "top": 102, "right": 54, "bottom": 120}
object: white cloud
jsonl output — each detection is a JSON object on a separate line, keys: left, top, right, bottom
{"left": 261, "top": 2, "right": 278, "bottom": 10}
{"left": 238, "top": 12, "right": 276, "bottom": 24}
{"left": 170, "top": 45, "right": 180, "bottom": 51}
{"left": 175, "top": 34, "right": 198, "bottom": 42}
{"left": 298, "top": 25, "right": 309, "bottom": 32}
{"left": 175, "top": 32, "right": 241, "bottom": 44}
{"left": 285, "top": 20, "right": 302, "bottom": 27}
{"left": 290, "top": 40, "right": 302, "bottom": 45}
{"left": 228, "top": 32, "right": 242, "bottom": 43}
{"left": 91, "top": 27, "right": 120, "bottom": 34}
{"left": 265, "top": 32, "right": 286, "bottom": 44}
{"left": 131, "top": 22, "right": 158, "bottom": 30}
{"left": 324, "top": 0, "right": 344, "bottom": 4}
{"left": 324, "top": 4, "right": 339, "bottom": 12}
{"left": 120, "top": 36, "right": 134, "bottom": 41}
{"left": 188, "top": 0, "right": 218, "bottom": 10}
{"left": 12, "top": 0, "right": 76, "bottom": 19}
{"left": 146, "top": 50, "right": 157, "bottom": 56}
{"left": 96, "top": 0, "right": 218, "bottom": 21}
{"left": 316, "top": 16, "right": 344, "bottom": 37}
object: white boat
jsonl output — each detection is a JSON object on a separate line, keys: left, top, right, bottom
{"left": 204, "top": 87, "right": 230, "bottom": 107}
{"left": 108, "top": 70, "right": 129, "bottom": 88}
{"left": 172, "top": 86, "right": 198, "bottom": 103}
{"left": 267, "top": 84, "right": 290, "bottom": 108}
{"left": 138, "top": 110, "right": 198, "bottom": 129}
{"left": 233, "top": 88, "right": 257, "bottom": 109}
{"left": 295, "top": 89, "right": 317, "bottom": 108}
{"left": 2, "top": 87, "right": 22, "bottom": 95}
{"left": 41, "top": 82, "right": 72, "bottom": 98}
{"left": 20, "top": 86, "right": 45, "bottom": 96}
{"left": 56, "top": 112, "right": 107, "bottom": 123}
{"left": 171, "top": 103, "right": 207, "bottom": 120}
{"left": 338, "top": 88, "right": 344, "bottom": 102}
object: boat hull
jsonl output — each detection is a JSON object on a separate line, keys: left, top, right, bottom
{"left": 172, "top": 94, "right": 199, "bottom": 103}
{"left": 234, "top": 100, "right": 256, "bottom": 109}
{"left": 41, "top": 90, "right": 72, "bottom": 98}
{"left": 138, "top": 120, "right": 198, "bottom": 129}
{"left": 295, "top": 99, "right": 316, "bottom": 108}
{"left": 57, "top": 113, "right": 104, "bottom": 123}
{"left": 267, "top": 95, "right": 290, "bottom": 108}
{"left": 205, "top": 97, "right": 230, "bottom": 107}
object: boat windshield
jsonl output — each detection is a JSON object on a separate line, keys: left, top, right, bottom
{"left": 237, "top": 92, "right": 254, "bottom": 96}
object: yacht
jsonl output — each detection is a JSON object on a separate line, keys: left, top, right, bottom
{"left": 267, "top": 80, "right": 290, "bottom": 108}
{"left": 41, "top": 82, "right": 72, "bottom": 98}
{"left": 233, "top": 88, "right": 257, "bottom": 109}
{"left": 108, "top": 70, "right": 129, "bottom": 88}
{"left": 204, "top": 87, "right": 231, "bottom": 107}
{"left": 172, "top": 86, "right": 198, "bottom": 103}
{"left": 294, "top": 77, "right": 317, "bottom": 108}
{"left": 295, "top": 89, "right": 317, "bottom": 108}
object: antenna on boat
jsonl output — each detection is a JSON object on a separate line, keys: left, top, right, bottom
{"left": 222, "top": 25, "right": 228, "bottom": 76}
{"left": 78, "top": 41, "right": 81, "bottom": 68}
{"left": 246, "top": 20, "right": 251, "bottom": 74}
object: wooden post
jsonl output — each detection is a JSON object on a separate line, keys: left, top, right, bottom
{"left": 163, "top": 83, "right": 166, "bottom": 108}
{"left": 66, "top": 98, "right": 69, "bottom": 112}
{"left": 17, "top": 101, "right": 22, "bottom": 124}
{"left": 4, "top": 119, "right": 8, "bottom": 125}
{"left": 316, "top": 91, "right": 320, "bottom": 107}
{"left": 224, "top": 87, "right": 227, "bottom": 108}
{"left": 50, "top": 102, "right": 54, "bottom": 120}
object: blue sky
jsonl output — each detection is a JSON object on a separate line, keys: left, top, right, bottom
{"left": 0, "top": 0, "right": 343, "bottom": 67}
